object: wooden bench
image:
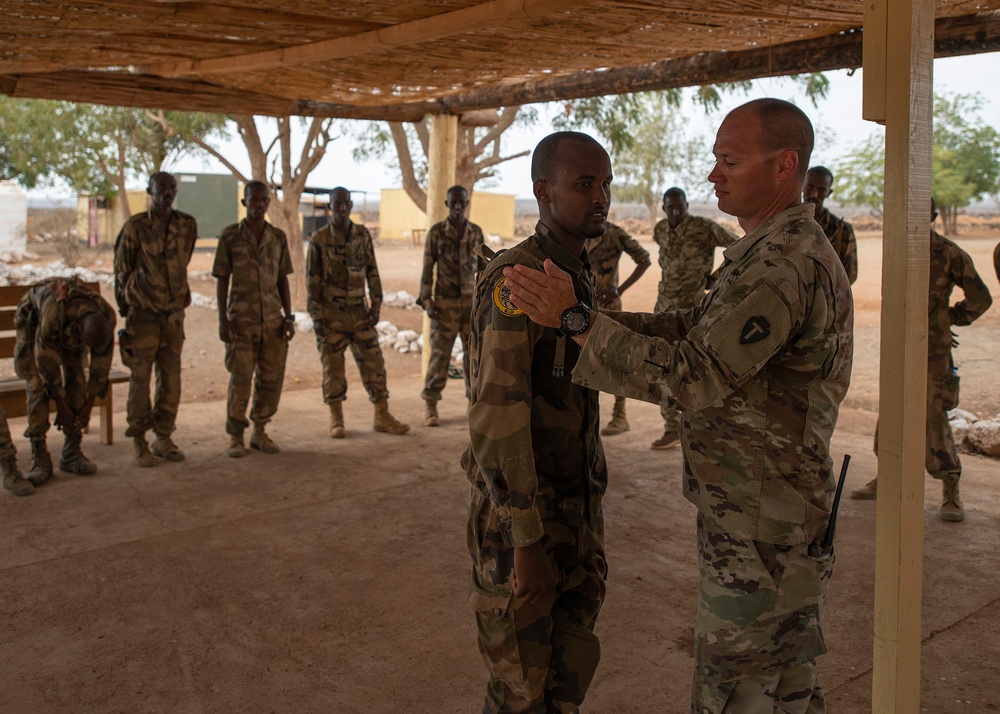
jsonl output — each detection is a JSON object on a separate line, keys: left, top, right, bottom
{"left": 0, "top": 282, "right": 130, "bottom": 445}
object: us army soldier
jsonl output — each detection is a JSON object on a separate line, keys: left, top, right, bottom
{"left": 803, "top": 165, "right": 858, "bottom": 284}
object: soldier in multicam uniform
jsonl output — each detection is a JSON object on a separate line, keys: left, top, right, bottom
{"left": 306, "top": 187, "right": 409, "bottom": 437}
{"left": 505, "top": 99, "right": 853, "bottom": 713}
{"left": 13, "top": 276, "right": 116, "bottom": 483}
{"left": 114, "top": 171, "right": 197, "bottom": 467}
{"left": 417, "top": 185, "right": 485, "bottom": 426}
{"left": 652, "top": 187, "right": 737, "bottom": 450}
{"left": 587, "top": 221, "right": 650, "bottom": 436}
{"left": 803, "top": 165, "right": 858, "bottom": 284}
{"left": 853, "top": 200, "right": 991, "bottom": 521}
{"left": 213, "top": 181, "right": 295, "bottom": 458}
{"left": 0, "top": 410, "right": 32, "bottom": 497}
{"left": 462, "top": 132, "right": 610, "bottom": 714}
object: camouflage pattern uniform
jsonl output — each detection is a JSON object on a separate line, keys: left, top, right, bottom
{"left": 462, "top": 223, "right": 608, "bottom": 714}
{"left": 653, "top": 214, "right": 737, "bottom": 436}
{"left": 14, "top": 277, "right": 116, "bottom": 439}
{"left": 417, "top": 217, "right": 485, "bottom": 401}
{"left": 814, "top": 208, "right": 858, "bottom": 285}
{"left": 588, "top": 222, "right": 650, "bottom": 426}
{"left": 306, "top": 221, "right": 389, "bottom": 404}
{"left": 573, "top": 205, "right": 853, "bottom": 712}
{"left": 114, "top": 208, "right": 197, "bottom": 437}
{"left": 0, "top": 407, "right": 29, "bottom": 496}
{"left": 213, "top": 219, "right": 293, "bottom": 436}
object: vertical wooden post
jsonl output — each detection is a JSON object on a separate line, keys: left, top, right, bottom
{"left": 868, "top": 0, "right": 934, "bottom": 709}
{"left": 421, "top": 114, "right": 458, "bottom": 377}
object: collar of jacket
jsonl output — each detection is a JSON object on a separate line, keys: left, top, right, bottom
{"left": 723, "top": 203, "right": 813, "bottom": 263}
{"left": 534, "top": 221, "right": 591, "bottom": 276}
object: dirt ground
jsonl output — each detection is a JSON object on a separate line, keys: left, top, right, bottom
{"left": 3, "top": 229, "right": 1000, "bottom": 713}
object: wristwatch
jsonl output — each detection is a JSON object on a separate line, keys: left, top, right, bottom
{"left": 558, "top": 302, "right": 591, "bottom": 337}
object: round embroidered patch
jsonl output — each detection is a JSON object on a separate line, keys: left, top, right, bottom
{"left": 492, "top": 276, "right": 523, "bottom": 317}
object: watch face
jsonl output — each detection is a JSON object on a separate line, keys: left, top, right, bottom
{"left": 565, "top": 310, "right": 588, "bottom": 332}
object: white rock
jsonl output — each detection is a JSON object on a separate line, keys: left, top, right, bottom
{"left": 967, "top": 417, "right": 1000, "bottom": 458}
{"left": 948, "top": 408, "right": 979, "bottom": 424}
{"left": 950, "top": 418, "right": 972, "bottom": 451}
{"left": 293, "top": 311, "right": 314, "bottom": 333}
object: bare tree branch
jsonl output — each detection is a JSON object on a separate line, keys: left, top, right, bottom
{"left": 389, "top": 121, "right": 427, "bottom": 212}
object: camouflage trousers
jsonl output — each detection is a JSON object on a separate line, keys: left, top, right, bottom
{"left": 120, "top": 309, "right": 185, "bottom": 437}
{"left": 224, "top": 321, "right": 288, "bottom": 436}
{"left": 0, "top": 407, "right": 16, "bottom": 462}
{"left": 692, "top": 514, "right": 831, "bottom": 714}
{"left": 873, "top": 364, "right": 961, "bottom": 478}
{"left": 315, "top": 303, "right": 388, "bottom": 404}
{"left": 468, "top": 486, "right": 607, "bottom": 714}
{"left": 421, "top": 298, "right": 472, "bottom": 401}
{"left": 655, "top": 292, "right": 702, "bottom": 434}
{"left": 14, "top": 322, "right": 87, "bottom": 440}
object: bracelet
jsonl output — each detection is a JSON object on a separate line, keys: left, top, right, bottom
{"left": 283, "top": 316, "right": 295, "bottom": 322}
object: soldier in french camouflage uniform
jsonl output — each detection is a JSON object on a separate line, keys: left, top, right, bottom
{"left": 462, "top": 132, "right": 610, "bottom": 714}
{"left": 114, "top": 172, "right": 197, "bottom": 467}
{"left": 417, "top": 185, "right": 485, "bottom": 426}
{"left": 0, "top": 409, "right": 33, "bottom": 496}
{"left": 213, "top": 181, "right": 295, "bottom": 458}
{"left": 306, "top": 187, "right": 409, "bottom": 437}
{"left": 853, "top": 200, "right": 991, "bottom": 521}
{"left": 13, "top": 276, "right": 116, "bottom": 482}
{"left": 803, "top": 166, "right": 859, "bottom": 284}
{"left": 652, "top": 187, "right": 737, "bottom": 450}
{"left": 587, "top": 221, "right": 650, "bottom": 436}
{"left": 505, "top": 100, "right": 853, "bottom": 713}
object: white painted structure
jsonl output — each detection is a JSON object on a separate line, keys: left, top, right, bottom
{"left": 0, "top": 181, "right": 28, "bottom": 255}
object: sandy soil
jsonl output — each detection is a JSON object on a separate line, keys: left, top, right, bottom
{"left": 2, "top": 229, "right": 1000, "bottom": 713}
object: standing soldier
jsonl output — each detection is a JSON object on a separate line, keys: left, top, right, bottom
{"left": 803, "top": 165, "right": 859, "bottom": 284}
{"left": 13, "top": 276, "right": 116, "bottom": 481}
{"left": 853, "top": 200, "right": 992, "bottom": 521}
{"left": 306, "top": 187, "right": 409, "bottom": 437}
{"left": 114, "top": 172, "right": 198, "bottom": 467}
{"left": 652, "top": 187, "right": 737, "bottom": 449}
{"left": 213, "top": 181, "right": 295, "bottom": 458}
{"left": 588, "top": 221, "right": 650, "bottom": 436}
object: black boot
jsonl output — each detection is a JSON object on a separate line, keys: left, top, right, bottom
{"left": 60, "top": 431, "right": 97, "bottom": 476}
{"left": 25, "top": 438, "right": 53, "bottom": 486}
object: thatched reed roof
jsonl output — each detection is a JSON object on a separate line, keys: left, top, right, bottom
{"left": 1, "top": 1, "right": 998, "bottom": 119}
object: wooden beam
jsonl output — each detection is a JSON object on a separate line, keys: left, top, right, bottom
{"left": 136, "top": 0, "right": 587, "bottom": 76}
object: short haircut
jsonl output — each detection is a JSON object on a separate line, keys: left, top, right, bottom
{"left": 244, "top": 180, "right": 269, "bottom": 199}
{"left": 329, "top": 186, "right": 351, "bottom": 203}
{"left": 663, "top": 187, "right": 687, "bottom": 203}
{"left": 808, "top": 166, "right": 834, "bottom": 184}
{"left": 531, "top": 131, "right": 604, "bottom": 181}
{"left": 147, "top": 171, "right": 175, "bottom": 188}
{"left": 446, "top": 185, "right": 468, "bottom": 199}
{"left": 739, "top": 98, "right": 814, "bottom": 178}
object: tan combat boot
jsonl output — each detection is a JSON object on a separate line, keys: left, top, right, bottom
{"left": 250, "top": 423, "right": 280, "bottom": 454}
{"left": 60, "top": 431, "right": 97, "bottom": 475}
{"left": 601, "top": 399, "right": 630, "bottom": 436}
{"left": 151, "top": 433, "right": 185, "bottom": 462}
{"left": 133, "top": 435, "right": 156, "bottom": 468}
{"left": 329, "top": 402, "right": 345, "bottom": 439}
{"left": 851, "top": 478, "right": 878, "bottom": 500}
{"left": 227, "top": 432, "right": 246, "bottom": 458}
{"left": 2, "top": 457, "right": 34, "bottom": 497}
{"left": 424, "top": 399, "right": 440, "bottom": 427}
{"left": 650, "top": 430, "right": 680, "bottom": 450}
{"left": 373, "top": 400, "right": 410, "bottom": 435}
{"left": 25, "top": 438, "right": 53, "bottom": 486}
{"left": 941, "top": 475, "right": 965, "bottom": 522}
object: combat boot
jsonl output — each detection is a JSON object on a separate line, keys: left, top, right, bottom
{"left": 329, "top": 402, "right": 345, "bottom": 439}
{"left": 250, "top": 424, "right": 280, "bottom": 454}
{"left": 650, "top": 430, "right": 680, "bottom": 450}
{"left": 941, "top": 475, "right": 965, "bottom": 522}
{"left": 151, "top": 433, "right": 185, "bottom": 462}
{"left": 373, "top": 400, "right": 410, "bottom": 435}
{"left": 227, "top": 432, "right": 246, "bottom": 458}
{"left": 59, "top": 431, "right": 97, "bottom": 475}
{"left": 133, "top": 435, "right": 156, "bottom": 468}
{"left": 601, "top": 401, "right": 630, "bottom": 436}
{"left": 424, "top": 398, "right": 440, "bottom": 427}
{"left": 851, "top": 478, "right": 878, "bottom": 500}
{"left": 2, "top": 457, "right": 34, "bottom": 497}
{"left": 25, "top": 438, "right": 53, "bottom": 486}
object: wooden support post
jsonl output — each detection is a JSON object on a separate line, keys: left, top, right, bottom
{"left": 421, "top": 114, "right": 458, "bottom": 379}
{"left": 867, "top": 0, "right": 934, "bottom": 710}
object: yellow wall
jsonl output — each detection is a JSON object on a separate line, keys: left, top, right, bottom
{"left": 378, "top": 189, "right": 515, "bottom": 241}
{"left": 76, "top": 190, "right": 149, "bottom": 246}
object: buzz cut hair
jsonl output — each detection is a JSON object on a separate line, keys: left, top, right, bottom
{"left": 531, "top": 131, "right": 605, "bottom": 182}
{"left": 446, "top": 185, "right": 468, "bottom": 198}
{"left": 663, "top": 187, "right": 687, "bottom": 203}
{"left": 329, "top": 186, "right": 351, "bottom": 202}
{"left": 739, "top": 98, "right": 814, "bottom": 179}
{"left": 243, "top": 180, "right": 269, "bottom": 199}
{"left": 147, "top": 171, "right": 175, "bottom": 188}
{"left": 808, "top": 166, "right": 834, "bottom": 184}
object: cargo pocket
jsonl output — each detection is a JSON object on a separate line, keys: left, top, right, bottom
{"left": 469, "top": 570, "right": 533, "bottom": 698}
{"left": 118, "top": 329, "right": 135, "bottom": 368}
{"left": 942, "top": 372, "right": 960, "bottom": 411}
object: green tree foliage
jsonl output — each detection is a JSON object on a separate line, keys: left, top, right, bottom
{"left": 831, "top": 131, "right": 885, "bottom": 216}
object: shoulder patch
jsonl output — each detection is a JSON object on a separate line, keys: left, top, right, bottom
{"left": 703, "top": 282, "right": 791, "bottom": 383}
{"left": 492, "top": 276, "right": 523, "bottom": 317}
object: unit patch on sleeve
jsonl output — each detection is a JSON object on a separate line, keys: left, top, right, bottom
{"left": 492, "top": 276, "right": 523, "bottom": 317}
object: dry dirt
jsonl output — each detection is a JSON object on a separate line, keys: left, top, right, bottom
{"left": 3, "top": 229, "right": 1000, "bottom": 713}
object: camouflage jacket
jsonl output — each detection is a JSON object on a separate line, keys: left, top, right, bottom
{"left": 418, "top": 218, "right": 485, "bottom": 306}
{"left": 212, "top": 219, "right": 293, "bottom": 329}
{"left": 15, "top": 277, "right": 117, "bottom": 399}
{"left": 929, "top": 229, "right": 992, "bottom": 373}
{"left": 815, "top": 208, "right": 858, "bottom": 285}
{"left": 653, "top": 214, "right": 737, "bottom": 308}
{"left": 575, "top": 204, "right": 854, "bottom": 545}
{"left": 587, "top": 222, "right": 650, "bottom": 307}
{"left": 462, "top": 223, "right": 607, "bottom": 548}
{"left": 305, "top": 221, "right": 381, "bottom": 318}
{"left": 113, "top": 208, "right": 198, "bottom": 316}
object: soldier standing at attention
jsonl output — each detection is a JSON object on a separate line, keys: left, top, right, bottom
{"left": 462, "top": 131, "right": 610, "bottom": 713}
{"left": 853, "top": 200, "right": 991, "bottom": 521}
{"left": 504, "top": 99, "right": 853, "bottom": 712}
{"left": 213, "top": 181, "right": 295, "bottom": 458}
{"left": 11, "top": 277, "right": 115, "bottom": 487}
{"left": 417, "top": 185, "right": 485, "bottom": 426}
{"left": 587, "top": 221, "right": 650, "bottom": 436}
{"left": 306, "top": 187, "right": 409, "bottom": 437}
{"left": 802, "top": 165, "right": 859, "bottom": 284}
{"left": 114, "top": 172, "right": 197, "bottom": 467}
{"left": 651, "top": 186, "right": 737, "bottom": 450}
